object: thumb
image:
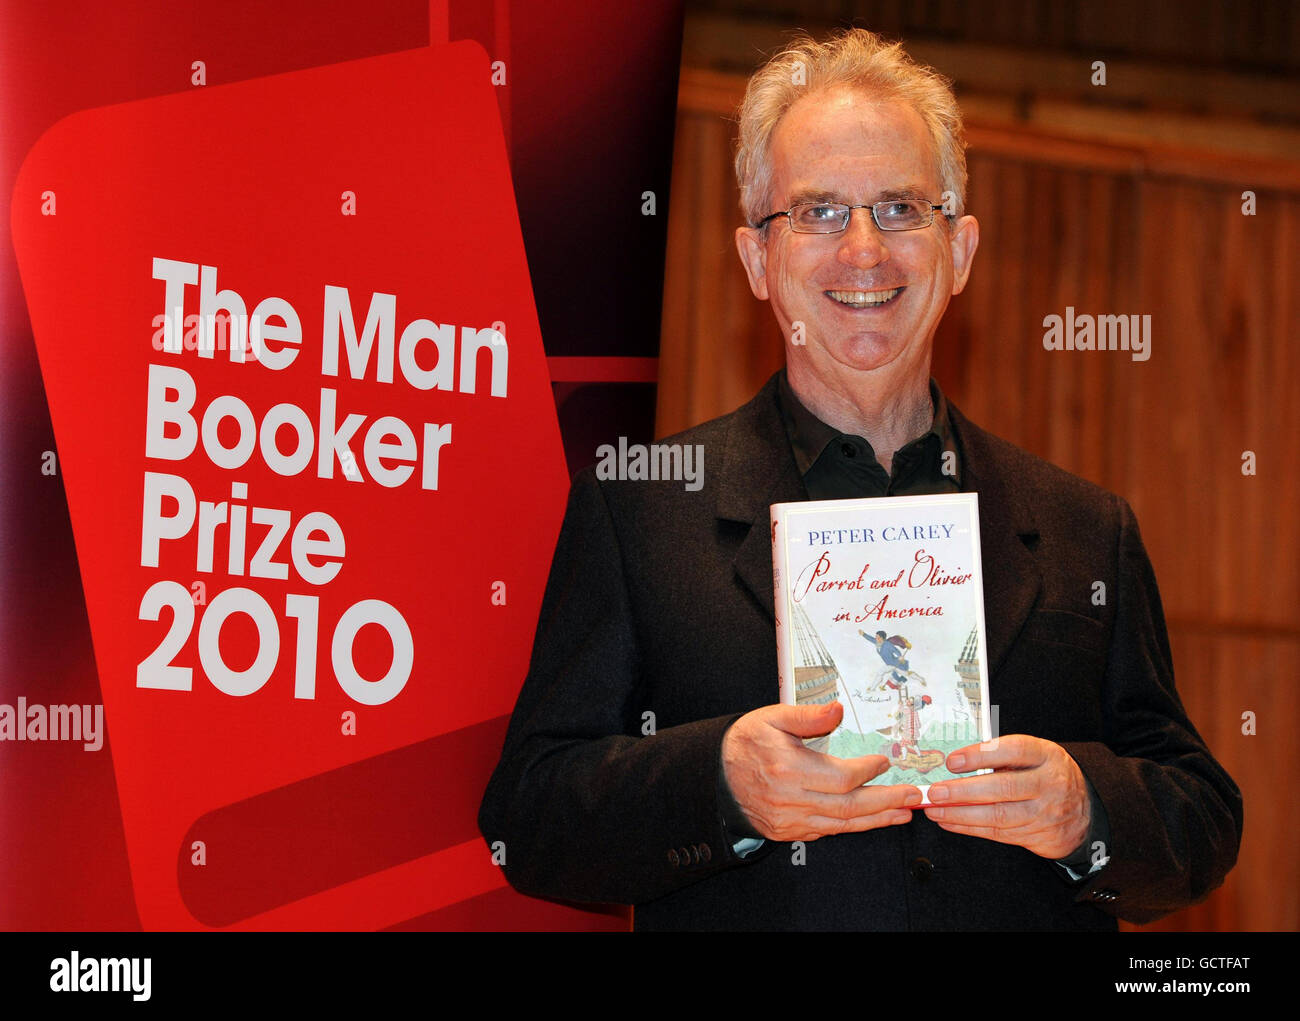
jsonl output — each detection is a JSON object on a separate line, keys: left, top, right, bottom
{"left": 770, "top": 700, "right": 843, "bottom": 739}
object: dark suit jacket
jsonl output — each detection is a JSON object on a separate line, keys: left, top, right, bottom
{"left": 479, "top": 374, "right": 1241, "bottom": 931}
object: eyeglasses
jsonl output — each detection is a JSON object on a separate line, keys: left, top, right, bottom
{"left": 755, "top": 199, "right": 944, "bottom": 233}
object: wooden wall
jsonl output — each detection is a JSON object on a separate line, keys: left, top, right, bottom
{"left": 658, "top": 68, "right": 1300, "bottom": 931}
{"left": 685, "top": 0, "right": 1300, "bottom": 77}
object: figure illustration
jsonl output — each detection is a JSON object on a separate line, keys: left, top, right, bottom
{"left": 860, "top": 629, "right": 925, "bottom": 690}
{"left": 891, "top": 688, "right": 933, "bottom": 759}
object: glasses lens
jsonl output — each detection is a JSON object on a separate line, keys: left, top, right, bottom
{"left": 874, "top": 200, "right": 933, "bottom": 230}
{"left": 789, "top": 202, "right": 849, "bottom": 233}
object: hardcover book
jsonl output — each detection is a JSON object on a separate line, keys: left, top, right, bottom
{"left": 771, "top": 492, "right": 993, "bottom": 802}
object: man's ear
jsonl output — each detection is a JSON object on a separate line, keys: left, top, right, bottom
{"left": 735, "top": 226, "right": 770, "bottom": 301}
{"left": 948, "top": 214, "right": 979, "bottom": 296}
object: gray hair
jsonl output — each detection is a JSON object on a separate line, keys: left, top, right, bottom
{"left": 734, "top": 28, "right": 968, "bottom": 226}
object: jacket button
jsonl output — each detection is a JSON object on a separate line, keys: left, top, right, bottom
{"left": 667, "top": 848, "right": 680, "bottom": 866}
{"left": 699, "top": 842, "right": 712, "bottom": 863}
{"left": 910, "top": 857, "right": 934, "bottom": 881}
{"left": 678, "top": 846, "right": 691, "bottom": 866}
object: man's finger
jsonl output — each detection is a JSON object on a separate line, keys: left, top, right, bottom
{"left": 796, "top": 751, "right": 895, "bottom": 794}
{"left": 765, "top": 700, "right": 844, "bottom": 739}
{"left": 926, "top": 768, "right": 1037, "bottom": 806}
{"left": 843, "top": 782, "right": 923, "bottom": 816}
{"left": 945, "top": 733, "right": 1044, "bottom": 773}
{"left": 922, "top": 799, "right": 1041, "bottom": 830}
{"left": 743, "top": 782, "right": 918, "bottom": 841}
{"left": 799, "top": 783, "right": 920, "bottom": 821}
{"left": 808, "top": 808, "right": 915, "bottom": 838}
{"left": 924, "top": 819, "right": 1029, "bottom": 845}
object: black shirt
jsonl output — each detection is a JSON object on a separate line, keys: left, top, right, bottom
{"left": 777, "top": 369, "right": 961, "bottom": 500}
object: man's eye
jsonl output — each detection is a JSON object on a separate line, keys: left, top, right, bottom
{"left": 879, "top": 201, "right": 916, "bottom": 218}
{"left": 785, "top": 204, "right": 847, "bottom": 227}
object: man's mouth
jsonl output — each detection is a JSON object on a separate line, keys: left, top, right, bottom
{"left": 825, "top": 287, "right": 902, "bottom": 308}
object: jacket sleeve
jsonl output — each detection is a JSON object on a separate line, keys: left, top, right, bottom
{"left": 1061, "top": 494, "right": 1243, "bottom": 924}
{"left": 477, "top": 468, "right": 762, "bottom": 905}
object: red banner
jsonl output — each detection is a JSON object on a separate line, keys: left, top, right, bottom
{"left": 3, "top": 1, "right": 681, "bottom": 931}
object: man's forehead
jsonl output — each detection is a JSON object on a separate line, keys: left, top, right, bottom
{"left": 767, "top": 88, "right": 939, "bottom": 200}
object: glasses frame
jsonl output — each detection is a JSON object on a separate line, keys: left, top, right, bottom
{"left": 755, "top": 199, "right": 946, "bottom": 233}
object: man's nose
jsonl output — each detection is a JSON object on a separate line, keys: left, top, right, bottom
{"left": 837, "top": 207, "right": 890, "bottom": 269}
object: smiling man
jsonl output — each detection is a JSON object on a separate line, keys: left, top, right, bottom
{"left": 479, "top": 28, "right": 1241, "bottom": 931}
{"left": 735, "top": 85, "right": 976, "bottom": 452}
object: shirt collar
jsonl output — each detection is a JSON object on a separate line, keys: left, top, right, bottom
{"left": 777, "top": 368, "right": 962, "bottom": 488}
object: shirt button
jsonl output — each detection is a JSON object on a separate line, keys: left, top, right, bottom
{"left": 840, "top": 442, "right": 857, "bottom": 458}
{"left": 910, "top": 857, "right": 934, "bottom": 882}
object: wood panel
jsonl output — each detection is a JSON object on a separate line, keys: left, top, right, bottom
{"left": 657, "top": 104, "right": 786, "bottom": 438}
{"left": 686, "top": 1, "right": 1300, "bottom": 76}
{"left": 1133, "top": 629, "right": 1300, "bottom": 931}
{"left": 658, "top": 67, "right": 1300, "bottom": 931}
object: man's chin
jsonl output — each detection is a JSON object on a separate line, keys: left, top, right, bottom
{"left": 800, "top": 337, "right": 914, "bottom": 377}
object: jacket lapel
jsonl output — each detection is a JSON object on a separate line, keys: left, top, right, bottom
{"left": 948, "top": 403, "right": 1041, "bottom": 681}
{"left": 715, "top": 375, "right": 806, "bottom": 620}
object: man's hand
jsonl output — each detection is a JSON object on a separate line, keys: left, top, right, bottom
{"left": 721, "top": 701, "right": 921, "bottom": 842}
{"left": 922, "top": 734, "right": 1090, "bottom": 860}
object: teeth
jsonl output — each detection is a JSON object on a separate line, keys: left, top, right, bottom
{"left": 827, "top": 287, "right": 901, "bottom": 308}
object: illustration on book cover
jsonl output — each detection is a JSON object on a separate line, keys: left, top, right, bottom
{"left": 772, "top": 493, "right": 993, "bottom": 790}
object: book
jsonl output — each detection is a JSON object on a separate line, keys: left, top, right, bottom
{"left": 771, "top": 492, "right": 993, "bottom": 804}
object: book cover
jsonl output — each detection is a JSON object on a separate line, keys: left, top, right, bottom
{"left": 771, "top": 492, "right": 993, "bottom": 803}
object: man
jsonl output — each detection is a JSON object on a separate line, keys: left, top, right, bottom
{"left": 479, "top": 28, "right": 1241, "bottom": 931}
{"left": 863, "top": 629, "right": 914, "bottom": 689}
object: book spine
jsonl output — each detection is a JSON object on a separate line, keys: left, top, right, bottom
{"left": 771, "top": 505, "right": 793, "bottom": 706}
